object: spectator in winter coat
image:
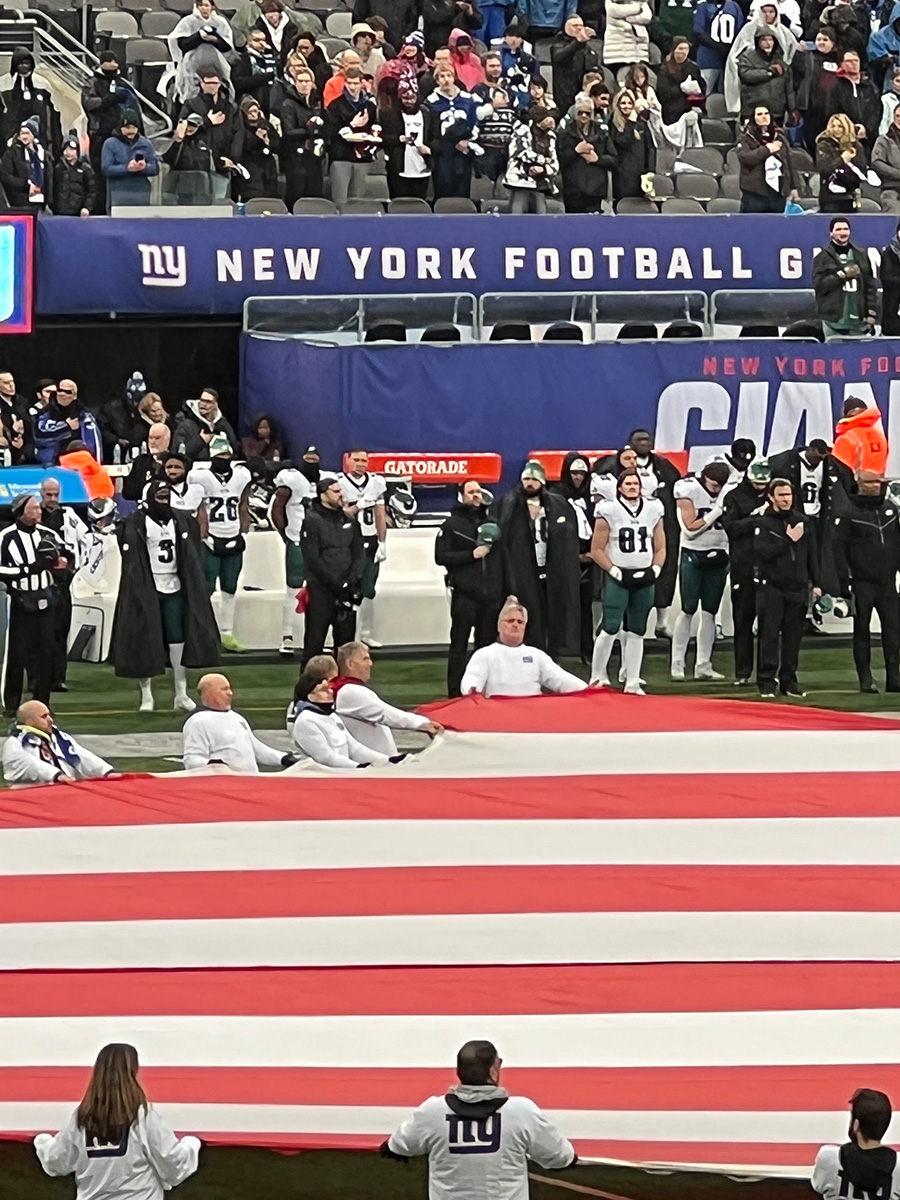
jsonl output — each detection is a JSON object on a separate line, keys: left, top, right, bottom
{"left": 241, "top": 413, "right": 285, "bottom": 461}
{"left": 174, "top": 390, "right": 239, "bottom": 460}
{"left": 34, "top": 380, "right": 103, "bottom": 466}
{"left": 0, "top": 46, "right": 61, "bottom": 154}
{"left": 868, "top": 0, "right": 900, "bottom": 91}
{"left": 168, "top": 0, "right": 234, "bottom": 105}
{"left": 234, "top": 95, "right": 280, "bottom": 197}
{"left": 99, "top": 371, "right": 148, "bottom": 459}
{"left": 520, "top": 0, "right": 578, "bottom": 39}
{"left": 879, "top": 66, "right": 900, "bottom": 134}
{"left": 603, "top": 0, "right": 652, "bottom": 71}
{"left": 827, "top": 50, "right": 881, "bottom": 147}
{"left": 879, "top": 219, "right": 900, "bottom": 334}
{"left": 494, "top": 23, "right": 538, "bottom": 108}
{"left": 379, "top": 79, "right": 434, "bottom": 197}
{"left": 424, "top": 66, "right": 482, "bottom": 196}
{"left": 820, "top": 1, "right": 868, "bottom": 63}
{"left": 812, "top": 218, "right": 877, "bottom": 336}
{"left": 794, "top": 25, "right": 841, "bottom": 151}
{"left": 254, "top": 0, "right": 296, "bottom": 64}
{"left": 474, "top": 86, "right": 517, "bottom": 180}
{"left": 610, "top": 88, "right": 653, "bottom": 200}
{"left": 748, "top": 0, "right": 802, "bottom": 37}
{"left": 177, "top": 71, "right": 240, "bottom": 201}
{"left": 51, "top": 136, "right": 96, "bottom": 216}
{"left": 280, "top": 66, "right": 325, "bottom": 205}
{"left": 724, "top": 4, "right": 798, "bottom": 114}
{"left": 873, "top": 103, "right": 900, "bottom": 200}
{"left": 352, "top": 22, "right": 387, "bottom": 81}
{"left": 421, "top": 0, "right": 481, "bottom": 55}
{"left": 693, "top": 0, "right": 745, "bottom": 93}
{"left": 231, "top": 0, "right": 321, "bottom": 49}
{"left": 448, "top": 28, "right": 487, "bottom": 90}
{"left": 325, "top": 67, "right": 382, "bottom": 204}
{"left": 351, "top": 0, "right": 418, "bottom": 55}
{"left": 287, "top": 32, "right": 331, "bottom": 93}
{"left": 551, "top": 16, "right": 600, "bottom": 114}
{"left": 558, "top": 96, "right": 616, "bottom": 209}
{"left": 816, "top": 112, "right": 866, "bottom": 212}
{"left": 232, "top": 27, "right": 278, "bottom": 112}
{"left": 100, "top": 110, "right": 158, "bottom": 208}
{"left": 322, "top": 50, "right": 365, "bottom": 107}
{"left": 504, "top": 105, "right": 559, "bottom": 211}
{"left": 0, "top": 118, "right": 51, "bottom": 209}
{"left": 81, "top": 51, "right": 142, "bottom": 210}
{"left": 738, "top": 29, "right": 794, "bottom": 120}
{"left": 164, "top": 111, "right": 221, "bottom": 191}
{"left": 738, "top": 104, "right": 799, "bottom": 210}
{"left": 656, "top": 37, "right": 705, "bottom": 124}
{"left": 832, "top": 396, "right": 888, "bottom": 473}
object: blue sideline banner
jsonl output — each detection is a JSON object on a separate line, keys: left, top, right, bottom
{"left": 240, "top": 336, "right": 900, "bottom": 488}
{"left": 37, "top": 213, "right": 899, "bottom": 315}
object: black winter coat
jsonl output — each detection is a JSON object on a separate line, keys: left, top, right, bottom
{"left": 558, "top": 120, "right": 617, "bottom": 200}
{"left": 551, "top": 34, "right": 601, "bottom": 114}
{"left": 300, "top": 499, "right": 365, "bottom": 593}
{"left": 434, "top": 502, "right": 503, "bottom": 602}
{"left": 491, "top": 485, "right": 581, "bottom": 656}
{"left": 881, "top": 240, "right": 900, "bottom": 336}
{"left": 232, "top": 49, "right": 277, "bottom": 112}
{"left": 609, "top": 118, "right": 653, "bottom": 199}
{"left": 110, "top": 510, "right": 220, "bottom": 678}
{"left": 0, "top": 140, "right": 51, "bottom": 208}
{"left": 722, "top": 478, "right": 769, "bottom": 582}
{"left": 178, "top": 94, "right": 239, "bottom": 171}
{"left": 829, "top": 487, "right": 900, "bottom": 589}
{"left": 164, "top": 129, "right": 217, "bottom": 173}
{"left": 81, "top": 69, "right": 143, "bottom": 145}
{"left": 811, "top": 238, "right": 877, "bottom": 324}
{"left": 51, "top": 158, "right": 97, "bottom": 215}
{"left": 325, "top": 94, "right": 381, "bottom": 162}
{"left": 753, "top": 507, "right": 820, "bottom": 592}
{"left": 655, "top": 60, "right": 704, "bottom": 124}
{"left": 351, "top": 0, "right": 419, "bottom": 54}
{"left": 234, "top": 116, "right": 280, "bottom": 198}
{"left": 826, "top": 75, "right": 881, "bottom": 144}
{"left": 421, "top": 0, "right": 484, "bottom": 55}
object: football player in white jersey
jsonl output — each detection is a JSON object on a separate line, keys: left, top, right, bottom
{"left": 812, "top": 1088, "right": 900, "bottom": 1200}
{"left": 337, "top": 447, "right": 387, "bottom": 646}
{"left": 188, "top": 435, "right": 252, "bottom": 653}
{"left": 589, "top": 469, "right": 666, "bottom": 693}
{"left": 590, "top": 447, "right": 640, "bottom": 507}
{"left": 670, "top": 460, "right": 731, "bottom": 681}
{"left": 383, "top": 1039, "right": 576, "bottom": 1200}
{"left": 272, "top": 465, "right": 316, "bottom": 655}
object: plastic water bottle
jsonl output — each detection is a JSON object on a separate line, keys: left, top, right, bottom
{"left": 236, "top": 201, "right": 246, "bottom": 216}
{"left": 113, "top": 444, "right": 121, "bottom": 465}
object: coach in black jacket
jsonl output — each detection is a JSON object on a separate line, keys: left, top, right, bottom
{"left": 435, "top": 479, "right": 503, "bottom": 697}
{"left": 721, "top": 458, "right": 771, "bottom": 684}
{"left": 753, "top": 477, "right": 821, "bottom": 698}
{"left": 300, "top": 477, "right": 365, "bottom": 666}
{"left": 830, "top": 475, "right": 900, "bottom": 693}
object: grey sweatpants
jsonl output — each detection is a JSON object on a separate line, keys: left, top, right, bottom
{"left": 330, "top": 161, "right": 371, "bottom": 206}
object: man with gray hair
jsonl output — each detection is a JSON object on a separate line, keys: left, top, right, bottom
{"left": 333, "top": 640, "right": 442, "bottom": 755}
{"left": 123, "top": 422, "right": 172, "bottom": 502}
{"left": 460, "top": 595, "right": 587, "bottom": 697}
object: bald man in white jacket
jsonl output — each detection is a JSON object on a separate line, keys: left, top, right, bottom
{"left": 182, "top": 674, "right": 296, "bottom": 773}
{"left": 333, "top": 641, "right": 442, "bottom": 755}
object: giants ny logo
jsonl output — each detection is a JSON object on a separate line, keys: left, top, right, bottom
{"left": 446, "top": 1114, "right": 502, "bottom": 1155}
{"left": 138, "top": 244, "right": 187, "bottom": 288}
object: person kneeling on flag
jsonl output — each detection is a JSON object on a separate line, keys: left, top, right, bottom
{"left": 333, "top": 640, "right": 442, "bottom": 755}
{"left": 381, "top": 1039, "right": 576, "bottom": 1199}
{"left": 3, "top": 699, "right": 115, "bottom": 784}
{"left": 182, "top": 673, "right": 296, "bottom": 772}
{"left": 590, "top": 469, "right": 666, "bottom": 694}
{"left": 812, "top": 1088, "right": 900, "bottom": 1199}
{"left": 460, "top": 596, "right": 586, "bottom": 697}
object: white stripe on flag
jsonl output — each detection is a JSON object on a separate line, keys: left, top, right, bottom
{"left": 399, "top": 730, "right": 900, "bottom": 778}
{"left": 0, "top": 1100, "right": 850, "bottom": 1148}
{"left": 3, "top": 1009, "right": 898, "bottom": 1069}
{"left": 5, "top": 911, "right": 900, "bottom": 970}
{"left": 4, "top": 817, "right": 900, "bottom": 876}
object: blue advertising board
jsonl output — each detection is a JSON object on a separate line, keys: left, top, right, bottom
{"left": 0, "top": 215, "right": 33, "bottom": 333}
{"left": 240, "top": 336, "right": 900, "bottom": 488}
{"left": 0, "top": 466, "right": 88, "bottom": 504}
{"left": 36, "top": 213, "right": 899, "bottom": 315}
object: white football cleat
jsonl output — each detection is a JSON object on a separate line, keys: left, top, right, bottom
{"left": 174, "top": 694, "right": 196, "bottom": 713}
{"left": 138, "top": 696, "right": 154, "bottom": 713}
{"left": 670, "top": 665, "right": 685, "bottom": 681}
{"left": 624, "top": 682, "right": 646, "bottom": 695}
{"left": 590, "top": 676, "right": 612, "bottom": 688}
{"left": 695, "top": 665, "right": 725, "bottom": 681}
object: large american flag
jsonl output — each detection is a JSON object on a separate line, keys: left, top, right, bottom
{"left": 1, "top": 690, "right": 899, "bottom": 1177}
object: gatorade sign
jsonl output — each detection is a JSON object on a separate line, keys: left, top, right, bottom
{"left": 367, "top": 454, "right": 502, "bottom": 483}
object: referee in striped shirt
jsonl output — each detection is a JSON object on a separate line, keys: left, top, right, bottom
{"left": 0, "top": 493, "right": 61, "bottom": 716}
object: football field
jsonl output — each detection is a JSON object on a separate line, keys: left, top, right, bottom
{"left": 34, "top": 638, "right": 898, "bottom": 777}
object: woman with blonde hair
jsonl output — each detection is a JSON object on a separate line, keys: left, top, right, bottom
{"left": 610, "top": 88, "right": 653, "bottom": 201}
{"left": 34, "top": 1043, "right": 200, "bottom": 1198}
{"left": 816, "top": 111, "right": 866, "bottom": 213}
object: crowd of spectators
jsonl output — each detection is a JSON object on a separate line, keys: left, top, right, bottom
{"left": 7, "top": 0, "right": 900, "bottom": 212}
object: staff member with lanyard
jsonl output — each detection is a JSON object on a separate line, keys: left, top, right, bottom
{"left": 0, "top": 493, "right": 62, "bottom": 717}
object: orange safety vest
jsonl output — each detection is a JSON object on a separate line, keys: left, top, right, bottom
{"left": 58, "top": 451, "right": 115, "bottom": 500}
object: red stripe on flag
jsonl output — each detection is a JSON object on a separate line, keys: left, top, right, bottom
{"left": 0, "top": 1064, "right": 895, "bottom": 1112}
{"left": 4, "top": 864, "right": 900, "bottom": 923}
{"left": 4, "top": 772, "right": 900, "bottom": 827}
{"left": 418, "top": 691, "right": 897, "bottom": 734}
{"left": 3, "top": 962, "right": 900, "bottom": 1017}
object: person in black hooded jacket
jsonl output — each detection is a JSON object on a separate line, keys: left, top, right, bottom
{"left": 435, "top": 478, "right": 504, "bottom": 696}
{"left": 753, "top": 477, "right": 821, "bottom": 698}
{"left": 551, "top": 452, "right": 595, "bottom": 662}
{"left": 1, "top": 47, "right": 61, "bottom": 155}
{"left": 721, "top": 458, "right": 771, "bottom": 686}
{"left": 51, "top": 136, "right": 96, "bottom": 216}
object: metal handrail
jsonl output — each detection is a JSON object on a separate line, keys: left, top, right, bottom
{"left": 0, "top": 10, "right": 171, "bottom": 136}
